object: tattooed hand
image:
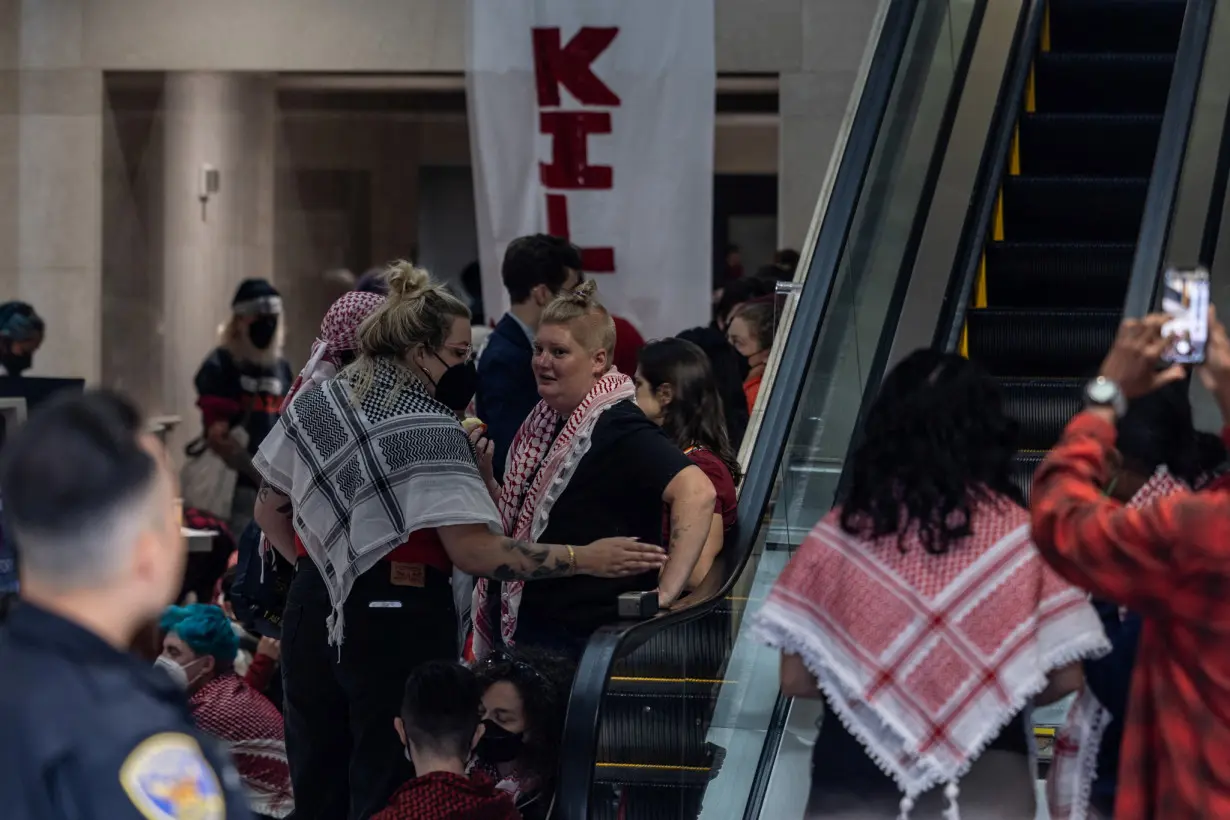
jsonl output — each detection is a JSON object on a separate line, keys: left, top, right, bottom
{"left": 576, "top": 538, "right": 668, "bottom": 578}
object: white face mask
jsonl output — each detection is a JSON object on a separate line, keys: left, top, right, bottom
{"left": 154, "top": 654, "right": 206, "bottom": 690}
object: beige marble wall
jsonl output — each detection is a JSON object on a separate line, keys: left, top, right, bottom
{"left": 5, "top": 0, "right": 881, "bottom": 417}
{"left": 159, "top": 73, "right": 275, "bottom": 453}
{"left": 101, "top": 78, "right": 164, "bottom": 412}
{"left": 778, "top": 0, "right": 881, "bottom": 248}
{"left": 0, "top": 0, "right": 103, "bottom": 381}
{"left": 78, "top": 0, "right": 849, "bottom": 75}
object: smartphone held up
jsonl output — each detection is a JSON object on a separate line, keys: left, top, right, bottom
{"left": 1161, "top": 267, "right": 1210, "bottom": 365}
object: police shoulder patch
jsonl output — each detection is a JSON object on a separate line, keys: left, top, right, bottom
{"left": 119, "top": 732, "right": 226, "bottom": 820}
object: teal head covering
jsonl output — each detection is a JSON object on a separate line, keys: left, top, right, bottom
{"left": 159, "top": 603, "right": 239, "bottom": 664}
{"left": 0, "top": 302, "right": 44, "bottom": 342}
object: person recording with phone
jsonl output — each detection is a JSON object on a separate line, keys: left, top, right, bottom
{"left": 1031, "top": 307, "right": 1230, "bottom": 820}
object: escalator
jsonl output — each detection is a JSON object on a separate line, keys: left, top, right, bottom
{"left": 553, "top": 1, "right": 983, "bottom": 817}
{"left": 551, "top": 0, "right": 1229, "bottom": 817}
{"left": 957, "top": 0, "right": 1185, "bottom": 497}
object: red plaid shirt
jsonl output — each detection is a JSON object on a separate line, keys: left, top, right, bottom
{"left": 1031, "top": 411, "right": 1230, "bottom": 819}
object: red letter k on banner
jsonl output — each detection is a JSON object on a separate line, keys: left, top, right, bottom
{"left": 532, "top": 27, "right": 621, "bottom": 107}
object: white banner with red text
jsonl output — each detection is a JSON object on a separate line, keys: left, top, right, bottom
{"left": 467, "top": 0, "right": 716, "bottom": 341}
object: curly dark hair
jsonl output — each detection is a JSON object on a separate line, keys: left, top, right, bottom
{"left": 839, "top": 349, "right": 1022, "bottom": 554}
{"left": 474, "top": 647, "right": 576, "bottom": 780}
{"left": 637, "top": 338, "right": 741, "bottom": 482}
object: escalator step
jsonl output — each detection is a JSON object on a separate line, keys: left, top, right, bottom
{"left": 999, "top": 379, "right": 1084, "bottom": 451}
{"left": 1002, "top": 177, "right": 1147, "bottom": 242}
{"left": 1035, "top": 53, "right": 1174, "bottom": 115}
{"left": 984, "top": 242, "right": 1134, "bottom": 309}
{"left": 1018, "top": 114, "right": 1161, "bottom": 176}
{"left": 966, "top": 308, "right": 1119, "bottom": 377}
{"left": 610, "top": 607, "right": 734, "bottom": 680}
{"left": 597, "top": 692, "right": 714, "bottom": 766}
{"left": 1047, "top": 0, "right": 1185, "bottom": 54}
{"left": 1011, "top": 452, "right": 1046, "bottom": 504}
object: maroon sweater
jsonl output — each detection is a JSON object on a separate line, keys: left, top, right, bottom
{"left": 372, "top": 772, "right": 521, "bottom": 820}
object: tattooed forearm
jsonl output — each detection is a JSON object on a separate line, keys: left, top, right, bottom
{"left": 657, "top": 477, "right": 715, "bottom": 603}
{"left": 489, "top": 538, "right": 573, "bottom": 581}
{"left": 255, "top": 481, "right": 298, "bottom": 563}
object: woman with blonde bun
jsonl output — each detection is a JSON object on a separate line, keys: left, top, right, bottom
{"left": 253, "top": 262, "right": 667, "bottom": 820}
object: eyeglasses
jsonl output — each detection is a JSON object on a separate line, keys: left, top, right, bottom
{"left": 479, "top": 649, "right": 554, "bottom": 695}
{"left": 442, "top": 344, "right": 475, "bottom": 364}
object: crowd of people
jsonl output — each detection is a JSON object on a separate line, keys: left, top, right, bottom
{"left": 9, "top": 224, "right": 1230, "bottom": 820}
{"left": 0, "top": 233, "right": 783, "bottom": 820}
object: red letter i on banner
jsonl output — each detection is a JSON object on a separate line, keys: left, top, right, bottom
{"left": 545, "top": 193, "right": 615, "bottom": 273}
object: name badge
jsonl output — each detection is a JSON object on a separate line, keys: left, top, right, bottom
{"left": 369, "top": 601, "right": 403, "bottom": 609}
{"left": 390, "top": 562, "right": 425, "bottom": 588}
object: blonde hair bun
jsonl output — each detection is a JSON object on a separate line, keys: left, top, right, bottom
{"left": 540, "top": 278, "right": 616, "bottom": 356}
{"left": 558, "top": 278, "right": 599, "bottom": 307}
{"left": 385, "top": 261, "right": 433, "bottom": 302}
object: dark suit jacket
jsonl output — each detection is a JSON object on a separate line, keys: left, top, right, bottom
{"left": 476, "top": 314, "right": 542, "bottom": 480}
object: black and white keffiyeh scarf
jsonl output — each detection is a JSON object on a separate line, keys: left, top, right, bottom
{"left": 254, "top": 357, "right": 501, "bottom": 645}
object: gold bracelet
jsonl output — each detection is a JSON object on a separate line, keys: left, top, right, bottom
{"left": 566, "top": 544, "right": 577, "bottom": 575}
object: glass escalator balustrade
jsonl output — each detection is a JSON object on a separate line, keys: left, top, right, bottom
{"left": 572, "top": 0, "right": 986, "bottom": 818}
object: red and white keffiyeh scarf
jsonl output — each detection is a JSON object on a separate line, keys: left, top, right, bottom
{"left": 189, "top": 673, "right": 294, "bottom": 818}
{"left": 470, "top": 370, "right": 635, "bottom": 660}
{"left": 752, "top": 494, "right": 1109, "bottom": 818}
{"left": 281, "top": 291, "right": 385, "bottom": 411}
{"left": 1046, "top": 468, "right": 1188, "bottom": 820}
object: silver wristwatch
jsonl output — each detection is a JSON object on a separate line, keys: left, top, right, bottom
{"left": 1084, "top": 376, "right": 1127, "bottom": 418}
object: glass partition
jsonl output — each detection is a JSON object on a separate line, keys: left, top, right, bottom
{"left": 576, "top": 3, "right": 986, "bottom": 818}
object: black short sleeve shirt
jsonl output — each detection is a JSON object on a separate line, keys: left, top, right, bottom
{"left": 515, "top": 401, "right": 693, "bottom": 636}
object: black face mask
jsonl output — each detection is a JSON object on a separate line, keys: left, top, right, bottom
{"left": 425, "top": 353, "right": 478, "bottom": 415}
{"left": 0, "top": 350, "right": 31, "bottom": 376}
{"left": 475, "top": 719, "right": 524, "bottom": 764}
{"left": 249, "top": 316, "right": 279, "bottom": 350}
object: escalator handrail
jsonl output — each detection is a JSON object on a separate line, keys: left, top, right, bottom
{"left": 1200, "top": 3, "right": 1230, "bottom": 267}
{"left": 1123, "top": 0, "right": 1216, "bottom": 318}
{"left": 551, "top": 0, "right": 922, "bottom": 816}
{"left": 1200, "top": 80, "right": 1230, "bottom": 267}
{"left": 936, "top": 0, "right": 1045, "bottom": 352}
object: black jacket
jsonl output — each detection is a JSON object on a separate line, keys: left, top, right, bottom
{"left": 0, "top": 603, "right": 253, "bottom": 820}
{"left": 475, "top": 314, "right": 542, "bottom": 481}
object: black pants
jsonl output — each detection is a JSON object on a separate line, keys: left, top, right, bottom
{"left": 281, "top": 559, "right": 457, "bottom": 820}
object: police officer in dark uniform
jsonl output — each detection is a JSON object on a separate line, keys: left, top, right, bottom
{"left": 0, "top": 390, "right": 253, "bottom": 820}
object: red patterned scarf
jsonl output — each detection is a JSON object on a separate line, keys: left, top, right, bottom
{"left": 189, "top": 672, "right": 294, "bottom": 818}
{"left": 752, "top": 495, "right": 1108, "bottom": 816}
{"left": 471, "top": 370, "right": 635, "bottom": 659}
{"left": 281, "top": 291, "right": 385, "bottom": 410}
{"left": 1046, "top": 468, "right": 1188, "bottom": 820}
{"left": 372, "top": 772, "right": 520, "bottom": 820}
